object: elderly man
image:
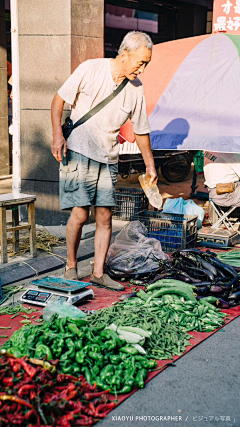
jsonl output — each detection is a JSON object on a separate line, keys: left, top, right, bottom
{"left": 51, "top": 31, "right": 157, "bottom": 290}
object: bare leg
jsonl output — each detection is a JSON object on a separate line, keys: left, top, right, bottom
{"left": 93, "top": 206, "right": 112, "bottom": 277}
{"left": 66, "top": 206, "right": 89, "bottom": 269}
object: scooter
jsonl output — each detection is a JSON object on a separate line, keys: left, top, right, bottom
{"left": 119, "top": 150, "right": 195, "bottom": 182}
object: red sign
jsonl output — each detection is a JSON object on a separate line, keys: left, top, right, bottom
{"left": 212, "top": 0, "right": 240, "bottom": 34}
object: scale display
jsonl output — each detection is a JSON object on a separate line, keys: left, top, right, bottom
{"left": 20, "top": 276, "right": 94, "bottom": 307}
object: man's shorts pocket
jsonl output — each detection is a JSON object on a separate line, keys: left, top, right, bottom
{"left": 60, "top": 163, "right": 79, "bottom": 193}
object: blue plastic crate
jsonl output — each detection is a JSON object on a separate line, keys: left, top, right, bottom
{"left": 131, "top": 210, "right": 198, "bottom": 253}
{"left": 112, "top": 188, "right": 148, "bottom": 221}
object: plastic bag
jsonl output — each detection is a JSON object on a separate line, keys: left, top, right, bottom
{"left": 43, "top": 300, "right": 86, "bottom": 322}
{"left": 163, "top": 197, "right": 205, "bottom": 229}
{"left": 105, "top": 221, "right": 169, "bottom": 278}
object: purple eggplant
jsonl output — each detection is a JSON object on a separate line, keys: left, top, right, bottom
{"left": 209, "top": 285, "right": 223, "bottom": 294}
{"left": 228, "top": 290, "right": 240, "bottom": 301}
{"left": 194, "top": 281, "right": 212, "bottom": 287}
{"left": 214, "top": 298, "right": 230, "bottom": 309}
{"left": 216, "top": 276, "right": 238, "bottom": 290}
{"left": 119, "top": 292, "right": 137, "bottom": 301}
{"left": 196, "top": 286, "right": 210, "bottom": 296}
{"left": 197, "top": 258, "right": 218, "bottom": 277}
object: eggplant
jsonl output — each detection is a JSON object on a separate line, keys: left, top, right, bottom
{"left": 228, "top": 300, "right": 239, "bottom": 306}
{"left": 196, "top": 286, "right": 210, "bottom": 296}
{"left": 216, "top": 276, "right": 238, "bottom": 290}
{"left": 119, "top": 292, "right": 137, "bottom": 301}
{"left": 214, "top": 298, "right": 230, "bottom": 309}
{"left": 148, "top": 272, "right": 172, "bottom": 284}
{"left": 208, "top": 257, "right": 238, "bottom": 279}
{"left": 187, "top": 266, "right": 215, "bottom": 282}
{"left": 194, "top": 281, "right": 212, "bottom": 287}
{"left": 228, "top": 290, "right": 240, "bottom": 301}
{"left": 209, "top": 285, "right": 223, "bottom": 294}
{"left": 197, "top": 258, "right": 218, "bottom": 277}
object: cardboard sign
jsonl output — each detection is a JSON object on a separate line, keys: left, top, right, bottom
{"left": 213, "top": 0, "right": 240, "bottom": 34}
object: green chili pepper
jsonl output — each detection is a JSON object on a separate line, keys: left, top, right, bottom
{"left": 75, "top": 350, "right": 86, "bottom": 365}
{"left": 100, "top": 365, "right": 114, "bottom": 382}
{"left": 35, "top": 344, "right": 53, "bottom": 360}
{"left": 67, "top": 323, "right": 85, "bottom": 338}
{"left": 51, "top": 337, "right": 65, "bottom": 358}
{"left": 135, "top": 368, "right": 148, "bottom": 389}
{"left": 116, "top": 385, "right": 131, "bottom": 394}
{"left": 60, "top": 338, "right": 75, "bottom": 361}
{"left": 119, "top": 346, "right": 138, "bottom": 355}
{"left": 88, "top": 351, "right": 103, "bottom": 367}
{"left": 83, "top": 366, "right": 92, "bottom": 383}
{"left": 89, "top": 344, "right": 101, "bottom": 353}
{"left": 91, "top": 365, "right": 100, "bottom": 378}
{"left": 109, "top": 355, "right": 121, "bottom": 365}
{"left": 103, "top": 340, "right": 117, "bottom": 351}
{"left": 95, "top": 377, "right": 112, "bottom": 391}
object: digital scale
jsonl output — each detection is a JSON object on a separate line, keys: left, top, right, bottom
{"left": 20, "top": 276, "right": 94, "bottom": 307}
{"left": 197, "top": 227, "right": 240, "bottom": 249}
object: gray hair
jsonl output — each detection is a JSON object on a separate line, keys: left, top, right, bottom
{"left": 118, "top": 31, "right": 153, "bottom": 55}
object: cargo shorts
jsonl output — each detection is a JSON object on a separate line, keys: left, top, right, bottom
{"left": 59, "top": 150, "right": 118, "bottom": 210}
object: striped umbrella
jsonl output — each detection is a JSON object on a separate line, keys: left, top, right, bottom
{"left": 119, "top": 33, "right": 240, "bottom": 154}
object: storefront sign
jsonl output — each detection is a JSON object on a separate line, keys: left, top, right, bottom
{"left": 213, "top": 0, "right": 240, "bottom": 34}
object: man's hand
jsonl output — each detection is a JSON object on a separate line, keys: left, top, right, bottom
{"left": 134, "top": 133, "right": 157, "bottom": 185}
{"left": 146, "top": 165, "right": 158, "bottom": 185}
{"left": 51, "top": 136, "right": 67, "bottom": 163}
{"left": 51, "top": 93, "right": 66, "bottom": 162}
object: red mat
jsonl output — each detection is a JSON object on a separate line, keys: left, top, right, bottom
{"left": 1, "top": 279, "right": 240, "bottom": 406}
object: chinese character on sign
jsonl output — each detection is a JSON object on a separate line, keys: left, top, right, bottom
{"left": 227, "top": 16, "right": 235, "bottom": 28}
{"left": 222, "top": 0, "right": 233, "bottom": 14}
{"left": 214, "top": 16, "right": 227, "bottom": 31}
{"left": 220, "top": 416, "right": 226, "bottom": 421}
{"left": 234, "top": 0, "right": 240, "bottom": 14}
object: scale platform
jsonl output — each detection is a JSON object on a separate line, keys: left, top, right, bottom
{"left": 197, "top": 227, "right": 240, "bottom": 249}
{"left": 20, "top": 276, "right": 94, "bottom": 307}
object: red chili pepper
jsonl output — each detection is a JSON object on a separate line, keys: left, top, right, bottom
{"left": 18, "top": 384, "right": 36, "bottom": 397}
{"left": 56, "top": 374, "right": 78, "bottom": 382}
{"left": 30, "top": 389, "right": 37, "bottom": 400}
{"left": 84, "top": 389, "right": 110, "bottom": 400}
{"left": 24, "top": 409, "right": 35, "bottom": 420}
{"left": 74, "top": 414, "right": 93, "bottom": 426}
{"left": 12, "top": 363, "right": 21, "bottom": 373}
{"left": 2, "top": 377, "right": 14, "bottom": 387}
{"left": 9, "top": 358, "right": 37, "bottom": 378}
{"left": 94, "top": 402, "right": 115, "bottom": 417}
{"left": 14, "top": 377, "right": 32, "bottom": 389}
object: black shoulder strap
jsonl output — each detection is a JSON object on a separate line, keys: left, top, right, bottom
{"left": 72, "top": 78, "right": 129, "bottom": 130}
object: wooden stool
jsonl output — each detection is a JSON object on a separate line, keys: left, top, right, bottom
{"left": 0, "top": 193, "right": 37, "bottom": 263}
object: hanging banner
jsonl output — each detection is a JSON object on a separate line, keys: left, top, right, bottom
{"left": 212, "top": 0, "right": 240, "bottom": 34}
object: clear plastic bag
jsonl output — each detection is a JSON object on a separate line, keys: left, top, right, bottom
{"left": 105, "top": 221, "right": 169, "bottom": 278}
{"left": 43, "top": 300, "right": 86, "bottom": 322}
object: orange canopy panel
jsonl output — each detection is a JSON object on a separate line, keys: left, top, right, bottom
{"left": 120, "top": 34, "right": 210, "bottom": 144}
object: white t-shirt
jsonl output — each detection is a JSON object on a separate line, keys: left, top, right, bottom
{"left": 58, "top": 58, "right": 151, "bottom": 164}
{"left": 204, "top": 151, "right": 240, "bottom": 188}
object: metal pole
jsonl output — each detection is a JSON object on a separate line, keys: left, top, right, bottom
{"left": 10, "top": 0, "right": 21, "bottom": 195}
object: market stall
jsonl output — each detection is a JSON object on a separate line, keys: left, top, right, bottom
{"left": 1, "top": 244, "right": 240, "bottom": 426}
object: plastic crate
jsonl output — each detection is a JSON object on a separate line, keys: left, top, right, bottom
{"left": 112, "top": 188, "right": 148, "bottom": 220}
{"left": 131, "top": 210, "right": 198, "bottom": 253}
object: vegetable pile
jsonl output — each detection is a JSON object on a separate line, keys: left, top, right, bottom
{"left": 0, "top": 352, "right": 114, "bottom": 426}
{"left": 1, "top": 314, "right": 157, "bottom": 395}
{"left": 136, "top": 249, "right": 240, "bottom": 307}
